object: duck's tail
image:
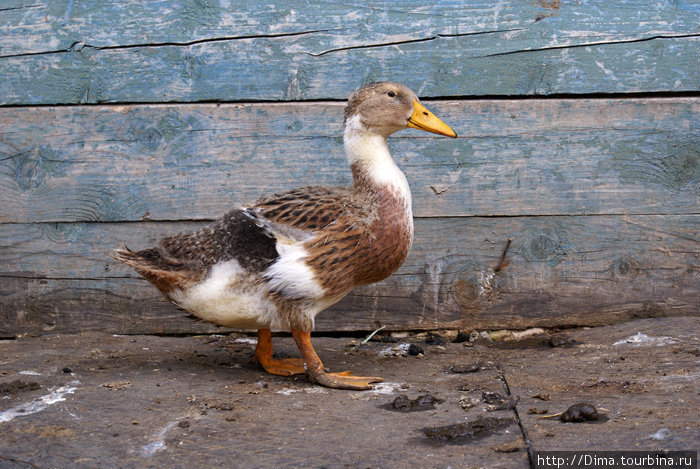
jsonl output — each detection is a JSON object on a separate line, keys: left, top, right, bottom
{"left": 112, "top": 246, "right": 195, "bottom": 294}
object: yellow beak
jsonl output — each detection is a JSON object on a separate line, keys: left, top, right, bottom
{"left": 407, "top": 99, "right": 457, "bottom": 138}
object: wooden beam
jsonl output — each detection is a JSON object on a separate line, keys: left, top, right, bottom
{"left": 1, "top": 215, "right": 697, "bottom": 336}
{"left": 1, "top": 98, "right": 697, "bottom": 224}
{"left": 4, "top": 1, "right": 700, "bottom": 56}
{"left": 1, "top": 1, "right": 699, "bottom": 103}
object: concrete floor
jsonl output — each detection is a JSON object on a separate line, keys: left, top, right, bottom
{"left": 0, "top": 317, "right": 698, "bottom": 468}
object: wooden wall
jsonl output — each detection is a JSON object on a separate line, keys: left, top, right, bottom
{"left": 1, "top": 1, "right": 698, "bottom": 336}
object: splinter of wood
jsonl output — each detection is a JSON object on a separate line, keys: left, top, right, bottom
{"left": 494, "top": 238, "right": 512, "bottom": 272}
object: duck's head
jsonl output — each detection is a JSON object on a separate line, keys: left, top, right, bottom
{"left": 343, "top": 82, "right": 457, "bottom": 138}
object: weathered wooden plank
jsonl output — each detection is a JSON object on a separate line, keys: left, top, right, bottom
{"left": 2, "top": 0, "right": 700, "bottom": 104}
{"left": 1, "top": 215, "right": 697, "bottom": 336}
{"left": 1, "top": 99, "right": 697, "bottom": 223}
{"left": 0, "top": 277, "right": 224, "bottom": 336}
{"left": 4, "top": 1, "right": 700, "bottom": 57}
{"left": 3, "top": 32, "right": 698, "bottom": 105}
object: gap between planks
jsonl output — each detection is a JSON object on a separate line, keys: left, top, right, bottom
{"left": 1, "top": 92, "right": 700, "bottom": 109}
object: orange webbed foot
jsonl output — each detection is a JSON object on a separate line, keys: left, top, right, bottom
{"left": 291, "top": 329, "right": 382, "bottom": 391}
{"left": 310, "top": 371, "right": 383, "bottom": 390}
{"left": 255, "top": 357, "right": 306, "bottom": 376}
{"left": 253, "top": 328, "right": 305, "bottom": 376}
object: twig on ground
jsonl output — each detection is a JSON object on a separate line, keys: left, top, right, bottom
{"left": 360, "top": 325, "right": 386, "bottom": 345}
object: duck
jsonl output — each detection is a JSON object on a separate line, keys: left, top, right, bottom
{"left": 113, "top": 82, "right": 456, "bottom": 390}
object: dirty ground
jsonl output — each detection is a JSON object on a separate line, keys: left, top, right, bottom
{"left": 0, "top": 317, "right": 698, "bottom": 468}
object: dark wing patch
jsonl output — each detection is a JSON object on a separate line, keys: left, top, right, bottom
{"left": 160, "top": 209, "right": 278, "bottom": 273}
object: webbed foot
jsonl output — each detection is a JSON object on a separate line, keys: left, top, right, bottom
{"left": 310, "top": 371, "right": 383, "bottom": 390}
{"left": 291, "top": 329, "right": 382, "bottom": 391}
{"left": 254, "top": 328, "right": 305, "bottom": 376}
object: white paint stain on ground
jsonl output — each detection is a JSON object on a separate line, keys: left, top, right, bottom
{"left": 142, "top": 420, "right": 179, "bottom": 457}
{"left": 648, "top": 428, "right": 671, "bottom": 441}
{"left": 233, "top": 337, "right": 257, "bottom": 345}
{"left": 368, "top": 382, "right": 406, "bottom": 395}
{"left": 613, "top": 332, "right": 678, "bottom": 347}
{"left": 0, "top": 381, "right": 79, "bottom": 423}
{"left": 276, "top": 387, "right": 329, "bottom": 396}
{"left": 378, "top": 343, "right": 411, "bottom": 357}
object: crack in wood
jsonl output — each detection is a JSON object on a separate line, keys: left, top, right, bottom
{"left": 0, "top": 5, "right": 41, "bottom": 12}
{"left": 307, "top": 29, "right": 524, "bottom": 57}
{"left": 0, "top": 92, "right": 698, "bottom": 110}
{"left": 0, "top": 29, "right": 338, "bottom": 60}
{"left": 1, "top": 211, "right": 699, "bottom": 225}
{"left": 475, "top": 33, "right": 700, "bottom": 59}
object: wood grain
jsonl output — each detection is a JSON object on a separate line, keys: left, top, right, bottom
{"left": 1, "top": 1, "right": 699, "bottom": 103}
{"left": 1, "top": 215, "right": 697, "bottom": 336}
{"left": 4, "top": 1, "right": 700, "bottom": 56}
{"left": 1, "top": 98, "right": 697, "bottom": 224}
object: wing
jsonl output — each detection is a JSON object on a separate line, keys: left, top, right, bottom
{"left": 245, "top": 186, "right": 368, "bottom": 300}
{"left": 250, "top": 186, "right": 355, "bottom": 232}
{"left": 159, "top": 209, "right": 279, "bottom": 273}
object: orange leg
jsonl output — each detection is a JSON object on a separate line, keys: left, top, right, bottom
{"left": 291, "top": 329, "right": 383, "bottom": 390}
{"left": 253, "top": 328, "right": 306, "bottom": 376}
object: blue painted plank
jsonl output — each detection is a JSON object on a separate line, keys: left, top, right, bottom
{"left": 1, "top": 1, "right": 699, "bottom": 103}
{"left": 0, "top": 99, "right": 697, "bottom": 223}
{"left": 4, "top": 1, "right": 699, "bottom": 56}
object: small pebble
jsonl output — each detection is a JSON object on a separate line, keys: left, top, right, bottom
{"left": 407, "top": 344, "right": 424, "bottom": 356}
{"left": 178, "top": 420, "right": 190, "bottom": 429}
{"left": 62, "top": 367, "right": 72, "bottom": 374}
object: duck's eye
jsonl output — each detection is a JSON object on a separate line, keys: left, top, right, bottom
{"left": 387, "top": 91, "right": 396, "bottom": 98}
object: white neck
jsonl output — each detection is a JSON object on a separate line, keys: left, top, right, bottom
{"left": 343, "top": 115, "right": 412, "bottom": 201}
